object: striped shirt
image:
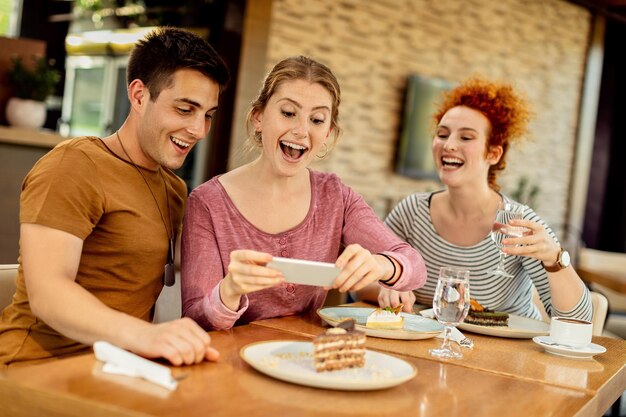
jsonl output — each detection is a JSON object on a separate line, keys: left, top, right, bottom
{"left": 385, "top": 191, "right": 592, "bottom": 321}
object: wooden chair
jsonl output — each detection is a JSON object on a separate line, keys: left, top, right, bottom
{"left": 590, "top": 291, "right": 608, "bottom": 336}
{"left": 577, "top": 247, "right": 626, "bottom": 297}
{"left": 0, "top": 264, "right": 19, "bottom": 312}
{"left": 578, "top": 247, "right": 626, "bottom": 271}
{"left": 577, "top": 247, "right": 626, "bottom": 338}
{"left": 0, "top": 264, "right": 184, "bottom": 323}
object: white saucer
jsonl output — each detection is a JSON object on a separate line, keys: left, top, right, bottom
{"left": 533, "top": 336, "right": 606, "bottom": 359}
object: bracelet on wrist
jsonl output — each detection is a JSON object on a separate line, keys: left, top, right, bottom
{"left": 378, "top": 253, "right": 397, "bottom": 284}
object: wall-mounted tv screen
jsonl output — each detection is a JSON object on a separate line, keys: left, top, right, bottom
{"left": 395, "top": 75, "right": 451, "bottom": 179}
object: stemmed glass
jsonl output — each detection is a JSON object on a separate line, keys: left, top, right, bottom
{"left": 490, "top": 202, "right": 527, "bottom": 277}
{"left": 429, "top": 267, "right": 470, "bottom": 359}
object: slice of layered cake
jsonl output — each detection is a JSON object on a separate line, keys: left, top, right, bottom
{"left": 465, "top": 299, "right": 509, "bottom": 327}
{"left": 313, "top": 319, "right": 366, "bottom": 372}
{"left": 365, "top": 305, "right": 404, "bottom": 329}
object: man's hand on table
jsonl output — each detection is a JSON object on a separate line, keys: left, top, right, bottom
{"left": 129, "top": 317, "right": 219, "bottom": 366}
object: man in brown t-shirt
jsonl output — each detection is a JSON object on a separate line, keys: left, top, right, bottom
{"left": 0, "top": 27, "right": 229, "bottom": 368}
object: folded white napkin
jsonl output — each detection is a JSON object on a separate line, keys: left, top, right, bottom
{"left": 419, "top": 309, "right": 471, "bottom": 347}
{"left": 93, "top": 341, "right": 178, "bottom": 390}
{"left": 437, "top": 326, "right": 465, "bottom": 342}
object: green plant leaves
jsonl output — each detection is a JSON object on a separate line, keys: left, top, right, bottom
{"left": 8, "top": 55, "right": 60, "bottom": 102}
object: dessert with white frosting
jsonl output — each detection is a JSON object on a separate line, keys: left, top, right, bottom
{"left": 366, "top": 305, "right": 404, "bottom": 330}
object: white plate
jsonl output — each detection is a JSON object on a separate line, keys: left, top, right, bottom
{"left": 532, "top": 336, "right": 606, "bottom": 359}
{"left": 240, "top": 341, "right": 417, "bottom": 390}
{"left": 420, "top": 308, "right": 549, "bottom": 339}
{"left": 317, "top": 307, "right": 444, "bottom": 340}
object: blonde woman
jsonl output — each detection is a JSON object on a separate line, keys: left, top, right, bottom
{"left": 181, "top": 56, "right": 427, "bottom": 330}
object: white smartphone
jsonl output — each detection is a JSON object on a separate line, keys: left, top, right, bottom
{"left": 266, "top": 257, "right": 341, "bottom": 287}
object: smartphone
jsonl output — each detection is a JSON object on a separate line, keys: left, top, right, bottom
{"left": 266, "top": 257, "right": 341, "bottom": 287}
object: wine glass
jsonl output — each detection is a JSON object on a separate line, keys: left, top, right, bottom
{"left": 429, "top": 267, "right": 470, "bottom": 359}
{"left": 490, "top": 202, "right": 527, "bottom": 277}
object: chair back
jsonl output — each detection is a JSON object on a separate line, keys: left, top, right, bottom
{"left": 590, "top": 291, "right": 608, "bottom": 336}
{"left": 578, "top": 247, "right": 626, "bottom": 272}
{"left": 153, "top": 272, "right": 181, "bottom": 323}
{"left": 0, "top": 264, "right": 19, "bottom": 311}
{"left": 578, "top": 247, "right": 626, "bottom": 319}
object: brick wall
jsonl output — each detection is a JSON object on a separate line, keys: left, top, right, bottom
{"left": 232, "top": 0, "right": 591, "bottom": 225}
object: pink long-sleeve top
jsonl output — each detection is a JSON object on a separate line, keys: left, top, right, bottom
{"left": 181, "top": 170, "right": 427, "bottom": 330}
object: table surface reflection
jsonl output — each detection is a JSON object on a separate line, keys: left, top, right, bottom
{"left": 251, "top": 304, "right": 625, "bottom": 395}
{"left": 0, "top": 308, "right": 624, "bottom": 417}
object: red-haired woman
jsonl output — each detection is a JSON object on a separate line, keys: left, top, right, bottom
{"left": 360, "top": 77, "right": 592, "bottom": 322}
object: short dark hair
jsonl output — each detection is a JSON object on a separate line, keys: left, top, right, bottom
{"left": 127, "top": 27, "right": 229, "bottom": 100}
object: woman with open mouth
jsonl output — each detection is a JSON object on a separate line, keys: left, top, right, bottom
{"left": 180, "top": 56, "right": 428, "bottom": 331}
{"left": 358, "top": 77, "right": 592, "bottom": 324}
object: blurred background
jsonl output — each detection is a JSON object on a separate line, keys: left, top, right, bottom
{"left": 0, "top": 0, "right": 624, "bottom": 271}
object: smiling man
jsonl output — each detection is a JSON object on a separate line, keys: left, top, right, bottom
{"left": 0, "top": 27, "right": 229, "bottom": 368}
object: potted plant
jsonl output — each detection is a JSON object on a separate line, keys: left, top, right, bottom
{"left": 5, "top": 55, "right": 60, "bottom": 129}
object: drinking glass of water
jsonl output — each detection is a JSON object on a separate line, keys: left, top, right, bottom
{"left": 490, "top": 202, "right": 528, "bottom": 277}
{"left": 429, "top": 267, "right": 470, "bottom": 359}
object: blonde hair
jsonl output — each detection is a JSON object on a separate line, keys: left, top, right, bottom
{"left": 245, "top": 56, "right": 342, "bottom": 149}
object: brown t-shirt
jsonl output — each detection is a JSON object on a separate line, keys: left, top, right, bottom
{"left": 0, "top": 137, "right": 186, "bottom": 367}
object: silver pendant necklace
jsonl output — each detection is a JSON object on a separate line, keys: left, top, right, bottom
{"left": 116, "top": 131, "right": 176, "bottom": 287}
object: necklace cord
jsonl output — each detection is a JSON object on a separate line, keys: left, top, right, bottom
{"left": 115, "top": 131, "right": 173, "bottom": 244}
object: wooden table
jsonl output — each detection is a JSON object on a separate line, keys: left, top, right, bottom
{"left": 578, "top": 266, "right": 626, "bottom": 295}
{"left": 251, "top": 307, "right": 626, "bottom": 397}
{"left": 1, "top": 314, "right": 624, "bottom": 417}
{"left": 0, "top": 125, "right": 67, "bottom": 149}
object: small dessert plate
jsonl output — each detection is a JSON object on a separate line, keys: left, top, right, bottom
{"left": 317, "top": 307, "right": 443, "bottom": 340}
{"left": 532, "top": 336, "right": 606, "bottom": 359}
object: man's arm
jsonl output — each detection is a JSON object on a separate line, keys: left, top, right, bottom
{"left": 22, "top": 223, "right": 219, "bottom": 365}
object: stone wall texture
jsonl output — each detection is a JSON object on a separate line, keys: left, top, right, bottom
{"left": 237, "top": 0, "right": 591, "bottom": 225}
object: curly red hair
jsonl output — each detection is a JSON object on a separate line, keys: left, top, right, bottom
{"left": 433, "top": 77, "right": 531, "bottom": 191}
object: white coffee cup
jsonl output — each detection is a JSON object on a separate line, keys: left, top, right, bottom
{"left": 549, "top": 317, "right": 592, "bottom": 348}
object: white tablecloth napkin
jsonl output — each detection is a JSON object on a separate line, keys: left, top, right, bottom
{"left": 419, "top": 308, "right": 471, "bottom": 347}
{"left": 93, "top": 341, "right": 178, "bottom": 390}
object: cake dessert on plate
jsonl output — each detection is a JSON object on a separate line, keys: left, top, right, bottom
{"left": 465, "top": 299, "right": 509, "bottom": 327}
{"left": 366, "top": 305, "right": 404, "bottom": 330}
{"left": 313, "top": 319, "right": 366, "bottom": 372}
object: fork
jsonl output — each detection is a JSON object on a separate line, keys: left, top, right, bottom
{"left": 459, "top": 336, "right": 474, "bottom": 349}
{"left": 538, "top": 339, "right": 579, "bottom": 349}
{"left": 449, "top": 326, "right": 473, "bottom": 349}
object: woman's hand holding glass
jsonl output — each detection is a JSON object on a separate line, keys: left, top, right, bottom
{"left": 490, "top": 202, "right": 528, "bottom": 277}
{"left": 429, "top": 267, "right": 470, "bottom": 360}
{"left": 501, "top": 218, "right": 561, "bottom": 266}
